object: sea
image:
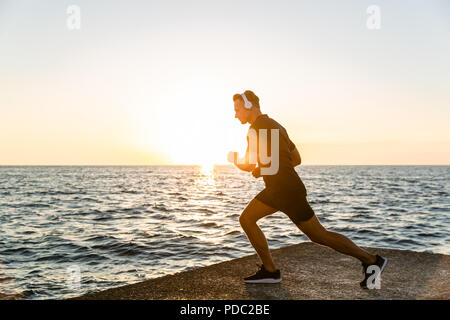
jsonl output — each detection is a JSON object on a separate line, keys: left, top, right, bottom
{"left": 0, "top": 165, "right": 448, "bottom": 299}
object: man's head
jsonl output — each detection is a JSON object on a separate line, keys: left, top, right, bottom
{"left": 233, "top": 90, "right": 260, "bottom": 124}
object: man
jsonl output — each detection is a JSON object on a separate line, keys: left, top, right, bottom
{"left": 231, "top": 90, "right": 387, "bottom": 288}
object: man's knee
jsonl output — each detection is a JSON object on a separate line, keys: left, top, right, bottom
{"left": 239, "top": 212, "right": 256, "bottom": 228}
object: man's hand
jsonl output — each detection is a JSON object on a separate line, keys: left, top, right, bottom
{"left": 252, "top": 166, "right": 261, "bottom": 178}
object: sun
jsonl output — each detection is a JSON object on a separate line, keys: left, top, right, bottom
{"left": 134, "top": 77, "right": 249, "bottom": 166}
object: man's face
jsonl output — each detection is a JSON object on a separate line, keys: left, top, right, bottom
{"left": 234, "top": 99, "right": 249, "bottom": 124}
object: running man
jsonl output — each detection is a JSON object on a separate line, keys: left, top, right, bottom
{"left": 231, "top": 90, "right": 387, "bottom": 288}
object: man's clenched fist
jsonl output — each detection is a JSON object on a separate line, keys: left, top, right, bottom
{"left": 252, "top": 167, "right": 261, "bottom": 178}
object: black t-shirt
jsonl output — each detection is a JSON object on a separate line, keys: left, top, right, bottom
{"left": 247, "top": 114, "right": 307, "bottom": 194}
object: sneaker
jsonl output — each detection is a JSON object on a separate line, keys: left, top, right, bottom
{"left": 360, "top": 255, "right": 388, "bottom": 289}
{"left": 244, "top": 264, "right": 282, "bottom": 284}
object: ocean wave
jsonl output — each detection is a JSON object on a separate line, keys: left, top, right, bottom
{"left": 36, "top": 253, "right": 67, "bottom": 262}
{"left": 0, "top": 277, "right": 14, "bottom": 283}
{"left": 0, "top": 292, "right": 26, "bottom": 300}
{"left": 1, "top": 247, "right": 35, "bottom": 256}
{"left": 197, "top": 208, "right": 215, "bottom": 214}
{"left": 90, "top": 239, "right": 148, "bottom": 257}
{"left": 197, "top": 222, "right": 219, "bottom": 228}
{"left": 393, "top": 239, "right": 422, "bottom": 246}
{"left": 28, "top": 191, "right": 86, "bottom": 196}
{"left": 121, "top": 189, "right": 139, "bottom": 194}
{"left": 152, "top": 204, "right": 169, "bottom": 212}
{"left": 83, "top": 234, "right": 118, "bottom": 242}
{"left": 3, "top": 203, "right": 51, "bottom": 209}
{"left": 224, "top": 230, "right": 241, "bottom": 236}
{"left": 73, "top": 197, "right": 103, "bottom": 203}
{"left": 92, "top": 215, "right": 114, "bottom": 221}
{"left": 72, "top": 252, "right": 109, "bottom": 262}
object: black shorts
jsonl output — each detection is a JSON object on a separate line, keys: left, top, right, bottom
{"left": 255, "top": 187, "right": 315, "bottom": 224}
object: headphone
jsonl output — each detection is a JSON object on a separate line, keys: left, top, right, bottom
{"left": 241, "top": 92, "right": 253, "bottom": 109}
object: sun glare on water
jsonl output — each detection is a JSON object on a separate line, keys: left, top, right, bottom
{"left": 200, "top": 162, "right": 215, "bottom": 174}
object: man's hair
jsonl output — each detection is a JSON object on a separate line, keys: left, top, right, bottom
{"left": 233, "top": 90, "right": 260, "bottom": 109}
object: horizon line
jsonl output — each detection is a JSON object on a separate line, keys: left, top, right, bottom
{"left": 0, "top": 164, "right": 449, "bottom": 167}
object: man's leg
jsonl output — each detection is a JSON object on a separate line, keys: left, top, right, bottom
{"left": 296, "top": 214, "right": 377, "bottom": 265}
{"left": 239, "top": 198, "right": 278, "bottom": 272}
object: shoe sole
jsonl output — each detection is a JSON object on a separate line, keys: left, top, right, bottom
{"left": 244, "top": 278, "right": 282, "bottom": 284}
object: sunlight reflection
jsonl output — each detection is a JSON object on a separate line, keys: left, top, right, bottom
{"left": 197, "top": 165, "right": 217, "bottom": 190}
{"left": 200, "top": 163, "right": 214, "bottom": 175}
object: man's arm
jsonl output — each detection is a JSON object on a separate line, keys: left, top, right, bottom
{"left": 235, "top": 162, "right": 256, "bottom": 172}
{"left": 290, "top": 146, "right": 301, "bottom": 167}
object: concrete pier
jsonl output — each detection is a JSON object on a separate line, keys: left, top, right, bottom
{"left": 72, "top": 242, "right": 449, "bottom": 300}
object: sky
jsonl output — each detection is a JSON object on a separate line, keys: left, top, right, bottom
{"left": 0, "top": 0, "right": 449, "bottom": 165}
